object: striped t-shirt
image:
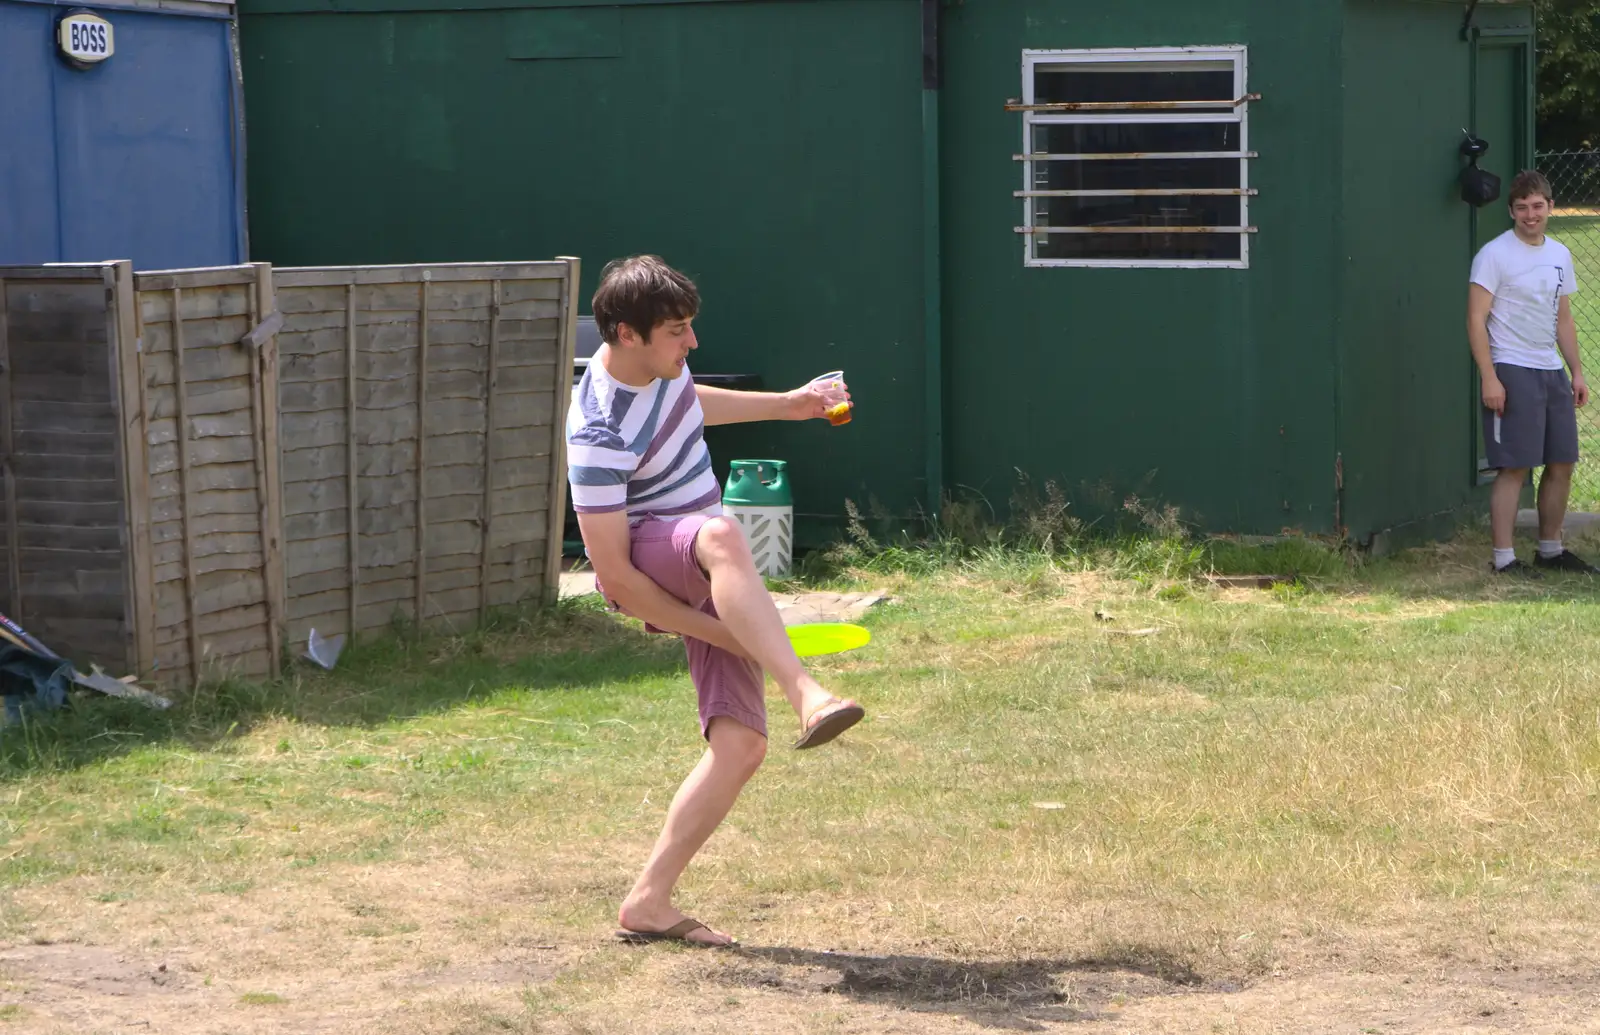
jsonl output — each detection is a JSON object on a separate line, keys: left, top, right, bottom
{"left": 565, "top": 359, "right": 723, "bottom": 523}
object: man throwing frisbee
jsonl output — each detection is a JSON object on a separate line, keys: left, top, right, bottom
{"left": 567, "top": 255, "right": 865, "bottom": 947}
{"left": 1469, "top": 170, "right": 1597, "bottom": 575}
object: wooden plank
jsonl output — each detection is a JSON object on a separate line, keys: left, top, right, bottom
{"left": 19, "top": 590, "right": 130, "bottom": 622}
{"left": 18, "top": 546, "right": 124, "bottom": 575}
{"left": 154, "top": 549, "right": 263, "bottom": 585}
{"left": 415, "top": 279, "right": 429, "bottom": 629}
{"left": 10, "top": 453, "right": 116, "bottom": 481}
{"left": 13, "top": 522, "right": 121, "bottom": 552}
{"left": 0, "top": 273, "right": 21, "bottom": 623}
{"left": 283, "top": 477, "right": 347, "bottom": 517}
{"left": 286, "top": 491, "right": 484, "bottom": 536}
{"left": 500, "top": 277, "right": 567, "bottom": 303}
{"left": 15, "top": 429, "right": 118, "bottom": 458}
{"left": 18, "top": 569, "right": 126, "bottom": 601}
{"left": 288, "top": 596, "right": 348, "bottom": 631}
{"left": 141, "top": 341, "right": 253, "bottom": 386}
{"left": 146, "top": 408, "right": 256, "bottom": 446}
{"left": 544, "top": 258, "right": 582, "bottom": 605}
{"left": 150, "top": 515, "right": 268, "bottom": 545}
{"left": 134, "top": 266, "right": 258, "bottom": 294}
{"left": 4, "top": 280, "right": 110, "bottom": 317}
{"left": 3, "top": 312, "right": 109, "bottom": 349}
{"left": 288, "top": 565, "right": 355, "bottom": 601}
{"left": 0, "top": 274, "right": 18, "bottom": 620}
{"left": 491, "top": 510, "right": 548, "bottom": 548}
{"left": 25, "top": 616, "right": 126, "bottom": 664}
{"left": 497, "top": 298, "right": 563, "bottom": 321}
{"left": 244, "top": 264, "right": 276, "bottom": 677}
{"left": 5, "top": 340, "right": 109, "bottom": 379}
{"left": 157, "top": 570, "right": 265, "bottom": 622}
{"left": 9, "top": 371, "right": 113, "bottom": 404}
{"left": 275, "top": 263, "right": 569, "bottom": 288}
{"left": 0, "top": 265, "right": 113, "bottom": 280}
{"left": 345, "top": 284, "right": 359, "bottom": 638}
{"left": 479, "top": 280, "right": 501, "bottom": 621}
{"left": 8, "top": 475, "right": 120, "bottom": 504}
{"left": 276, "top": 285, "right": 347, "bottom": 315}
{"left": 147, "top": 435, "right": 258, "bottom": 476}
{"left": 150, "top": 462, "right": 256, "bottom": 502}
{"left": 255, "top": 263, "right": 287, "bottom": 680}
{"left": 121, "top": 261, "right": 156, "bottom": 677}
{"left": 151, "top": 487, "right": 258, "bottom": 524}
{"left": 144, "top": 379, "right": 252, "bottom": 421}
{"left": 10, "top": 400, "right": 116, "bottom": 435}
{"left": 14, "top": 499, "right": 122, "bottom": 527}
{"left": 139, "top": 314, "right": 252, "bottom": 352}
{"left": 155, "top": 599, "right": 266, "bottom": 645}
{"left": 169, "top": 287, "right": 202, "bottom": 687}
{"left": 492, "top": 391, "right": 556, "bottom": 430}
{"left": 285, "top": 538, "right": 348, "bottom": 580}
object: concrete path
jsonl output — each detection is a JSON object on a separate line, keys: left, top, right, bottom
{"left": 1517, "top": 509, "right": 1600, "bottom": 532}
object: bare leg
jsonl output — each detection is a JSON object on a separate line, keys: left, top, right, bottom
{"left": 694, "top": 517, "right": 854, "bottom": 726}
{"left": 617, "top": 717, "right": 766, "bottom": 946}
{"left": 1538, "top": 463, "right": 1574, "bottom": 543}
{"left": 1491, "top": 468, "right": 1529, "bottom": 551}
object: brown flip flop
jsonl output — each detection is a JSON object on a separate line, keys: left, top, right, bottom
{"left": 793, "top": 698, "right": 865, "bottom": 750}
{"left": 613, "top": 917, "right": 735, "bottom": 948}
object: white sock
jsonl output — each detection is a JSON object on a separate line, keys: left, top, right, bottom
{"left": 1494, "top": 547, "right": 1517, "bottom": 569}
{"left": 1540, "top": 540, "right": 1564, "bottom": 559}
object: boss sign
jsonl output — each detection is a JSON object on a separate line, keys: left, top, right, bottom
{"left": 58, "top": 13, "right": 114, "bottom": 64}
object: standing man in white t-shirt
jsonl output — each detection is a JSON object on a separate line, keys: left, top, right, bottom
{"left": 1469, "top": 169, "right": 1596, "bottom": 575}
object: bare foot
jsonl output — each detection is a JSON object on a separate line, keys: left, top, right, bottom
{"left": 617, "top": 901, "right": 736, "bottom": 946}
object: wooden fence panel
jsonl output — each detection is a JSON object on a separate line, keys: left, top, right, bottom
{"left": 0, "top": 263, "right": 136, "bottom": 675}
{"left": 273, "top": 259, "right": 578, "bottom": 650}
{"left": 131, "top": 265, "right": 282, "bottom": 688}
{"left": 0, "top": 257, "right": 577, "bottom": 692}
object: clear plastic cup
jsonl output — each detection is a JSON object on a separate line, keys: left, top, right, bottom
{"left": 811, "top": 370, "right": 852, "bottom": 426}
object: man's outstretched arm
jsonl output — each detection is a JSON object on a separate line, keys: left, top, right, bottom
{"left": 696, "top": 382, "right": 848, "bottom": 427}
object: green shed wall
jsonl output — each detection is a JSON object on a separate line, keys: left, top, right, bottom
{"left": 940, "top": 0, "right": 1345, "bottom": 536}
{"left": 1336, "top": 0, "right": 1532, "bottom": 544}
{"left": 239, "top": 0, "right": 929, "bottom": 536}
{"left": 239, "top": 0, "right": 1537, "bottom": 548}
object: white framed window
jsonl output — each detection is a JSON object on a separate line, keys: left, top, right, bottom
{"left": 1013, "top": 46, "right": 1256, "bottom": 269}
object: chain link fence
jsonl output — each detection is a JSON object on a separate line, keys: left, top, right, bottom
{"left": 1537, "top": 150, "right": 1600, "bottom": 506}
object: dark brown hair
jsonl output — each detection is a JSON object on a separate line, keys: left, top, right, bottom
{"left": 1509, "top": 169, "right": 1555, "bottom": 207}
{"left": 591, "top": 255, "right": 700, "bottom": 345}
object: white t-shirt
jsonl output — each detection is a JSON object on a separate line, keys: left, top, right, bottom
{"left": 1469, "top": 229, "right": 1579, "bottom": 371}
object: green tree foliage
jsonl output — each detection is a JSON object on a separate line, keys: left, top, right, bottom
{"left": 1536, "top": 0, "right": 1600, "bottom": 150}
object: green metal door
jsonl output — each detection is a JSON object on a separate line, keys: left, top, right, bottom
{"left": 1470, "top": 33, "right": 1532, "bottom": 480}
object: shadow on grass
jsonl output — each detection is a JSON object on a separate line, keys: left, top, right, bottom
{"left": 721, "top": 944, "right": 1206, "bottom": 1031}
{"left": 0, "top": 596, "right": 687, "bottom": 779}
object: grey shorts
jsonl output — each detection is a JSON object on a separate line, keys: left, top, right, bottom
{"left": 1483, "top": 362, "right": 1581, "bottom": 470}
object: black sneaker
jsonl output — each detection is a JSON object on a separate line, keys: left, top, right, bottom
{"left": 1492, "top": 558, "right": 1544, "bottom": 577}
{"left": 1533, "top": 549, "right": 1600, "bottom": 574}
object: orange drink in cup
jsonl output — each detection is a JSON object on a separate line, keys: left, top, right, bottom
{"left": 812, "top": 370, "right": 852, "bottom": 426}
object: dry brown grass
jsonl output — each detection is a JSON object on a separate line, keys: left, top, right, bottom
{"left": 4, "top": 540, "right": 1600, "bottom": 1031}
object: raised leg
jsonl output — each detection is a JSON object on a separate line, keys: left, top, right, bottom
{"left": 693, "top": 517, "right": 859, "bottom": 734}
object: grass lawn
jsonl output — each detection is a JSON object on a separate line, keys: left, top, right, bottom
{"left": 4, "top": 527, "right": 1600, "bottom": 1032}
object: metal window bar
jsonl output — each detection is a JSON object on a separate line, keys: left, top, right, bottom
{"left": 1015, "top": 151, "right": 1257, "bottom": 162}
{"left": 1014, "top": 225, "right": 1258, "bottom": 235}
{"left": 1016, "top": 188, "right": 1257, "bottom": 197}
{"left": 1004, "top": 93, "right": 1260, "bottom": 113}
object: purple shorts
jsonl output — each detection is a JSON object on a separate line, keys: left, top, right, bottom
{"left": 592, "top": 515, "right": 767, "bottom": 740}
